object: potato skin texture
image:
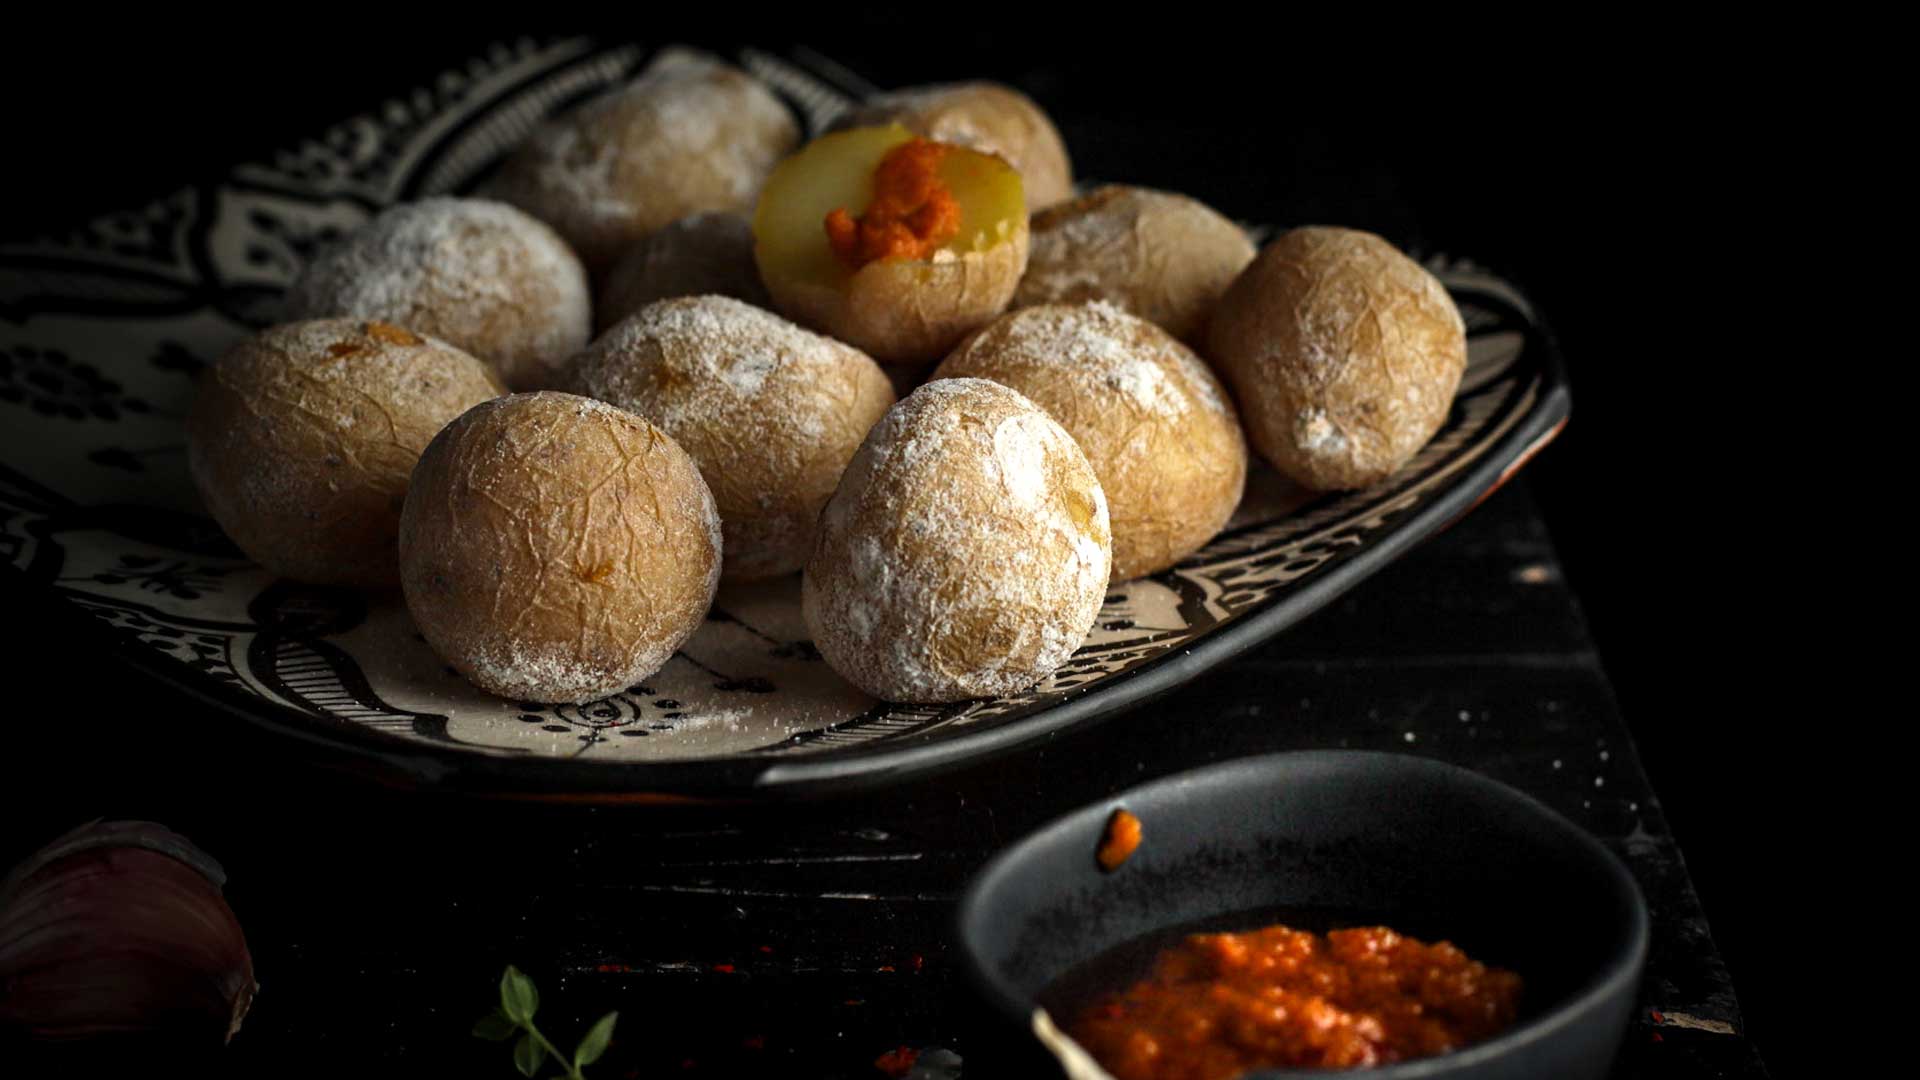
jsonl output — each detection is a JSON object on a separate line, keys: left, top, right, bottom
{"left": 484, "top": 50, "right": 800, "bottom": 276}
{"left": 571, "top": 296, "right": 894, "bottom": 582}
{"left": 933, "top": 303, "right": 1247, "bottom": 580}
{"left": 833, "top": 83, "right": 1074, "bottom": 209}
{"left": 1014, "top": 185, "right": 1256, "bottom": 344}
{"left": 186, "top": 318, "right": 505, "bottom": 589}
{"left": 768, "top": 232, "right": 1028, "bottom": 365}
{"left": 398, "top": 392, "right": 721, "bottom": 704}
{"left": 284, "top": 197, "right": 591, "bottom": 392}
{"left": 1207, "top": 227, "right": 1467, "bottom": 491}
{"left": 803, "top": 378, "right": 1111, "bottom": 703}
{"left": 596, "top": 212, "right": 771, "bottom": 333}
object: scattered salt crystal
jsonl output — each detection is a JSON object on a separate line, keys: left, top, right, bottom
{"left": 287, "top": 197, "right": 590, "bottom": 384}
{"left": 993, "top": 413, "right": 1051, "bottom": 507}
{"left": 807, "top": 378, "right": 1111, "bottom": 700}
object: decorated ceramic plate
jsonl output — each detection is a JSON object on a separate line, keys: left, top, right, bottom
{"left": 0, "top": 39, "right": 1569, "bottom": 800}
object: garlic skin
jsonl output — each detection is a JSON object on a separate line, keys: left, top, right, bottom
{"left": 0, "top": 821, "right": 255, "bottom": 1044}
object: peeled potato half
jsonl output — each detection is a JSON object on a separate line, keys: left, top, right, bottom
{"left": 754, "top": 124, "right": 1028, "bottom": 366}
{"left": 830, "top": 81, "right": 1074, "bottom": 209}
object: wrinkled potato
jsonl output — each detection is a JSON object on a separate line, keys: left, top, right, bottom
{"left": 572, "top": 295, "right": 894, "bottom": 582}
{"left": 595, "top": 212, "right": 771, "bottom": 333}
{"left": 285, "top": 197, "right": 590, "bottom": 391}
{"left": 484, "top": 49, "right": 800, "bottom": 275}
{"left": 832, "top": 82, "right": 1073, "bottom": 209}
{"left": 398, "top": 392, "right": 721, "bottom": 704}
{"left": 754, "top": 125, "right": 1029, "bottom": 366}
{"left": 803, "top": 378, "right": 1111, "bottom": 703}
{"left": 932, "top": 303, "right": 1246, "bottom": 580}
{"left": 1014, "top": 185, "right": 1255, "bottom": 344}
{"left": 187, "top": 318, "right": 505, "bottom": 588}
{"left": 1207, "top": 226, "right": 1466, "bottom": 491}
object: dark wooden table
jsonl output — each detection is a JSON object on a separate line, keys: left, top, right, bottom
{"left": 0, "top": 28, "right": 1783, "bottom": 1076}
{"left": 0, "top": 478, "right": 1766, "bottom": 1077}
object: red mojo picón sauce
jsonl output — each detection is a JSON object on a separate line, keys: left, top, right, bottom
{"left": 1062, "top": 923, "right": 1522, "bottom": 1078}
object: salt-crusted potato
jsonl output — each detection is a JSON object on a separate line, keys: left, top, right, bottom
{"left": 803, "top": 378, "right": 1111, "bottom": 703}
{"left": 187, "top": 319, "right": 505, "bottom": 589}
{"left": 398, "top": 392, "right": 721, "bottom": 704}
{"left": 832, "top": 82, "right": 1073, "bottom": 209}
{"left": 1014, "top": 185, "right": 1255, "bottom": 344}
{"left": 484, "top": 49, "right": 800, "bottom": 276}
{"left": 285, "top": 197, "right": 590, "bottom": 392}
{"left": 596, "top": 212, "right": 770, "bottom": 333}
{"left": 1207, "top": 226, "right": 1466, "bottom": 491}
{"left": 754, "top": 125, "right": 1029, "bottom": 366}
{"left": 572, "top": 295, "right": 894, "bottom": 582}
{"left": 932, "top": 303, "right": 1246, "bottom": 580}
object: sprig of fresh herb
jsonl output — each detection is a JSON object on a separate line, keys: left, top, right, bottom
{"left": 473, "top": 965, "right": 618, "bottom": 1079}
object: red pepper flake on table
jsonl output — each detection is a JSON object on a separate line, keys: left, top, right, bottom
{"left": 873, "top": 1045, "right": 919, "bottom": 1077}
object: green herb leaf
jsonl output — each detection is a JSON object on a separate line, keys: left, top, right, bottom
{"left": 472, "top": 1008, "right": 518, "bottom": 1041}
{"left": 513, "top": 1031, "right": 547, "bottom": 1077}
{"left": 575, "top": 1011, "right": 619, "bottom": 1067}
{"left": 500, "top": 965, "right": 539, "bottom": 1024}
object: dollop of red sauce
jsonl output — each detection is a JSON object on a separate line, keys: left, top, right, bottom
{"left": 1066, "top": 925, "right": 1522, "bottom": 1078}
{"left": 1097, "top": 808, "right": 1143, "bottom": 872}
{"left": 825, "top": 138, "right": 962, "bottom": 268}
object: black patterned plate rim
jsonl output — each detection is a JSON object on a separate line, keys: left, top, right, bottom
{"left": 0, "top": 40, "right": 1571, "bottom": 800}
{"left": 3, "top": 321, "right": 1568, "bottom": 802}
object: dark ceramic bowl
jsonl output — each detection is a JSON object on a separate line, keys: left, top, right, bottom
{"left": 954, "top": 751, "right": 1648, "bottom": 1079}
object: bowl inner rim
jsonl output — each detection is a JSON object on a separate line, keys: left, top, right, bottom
{"left": 954, "top": 749, "right": 1651, "bottom": 1078}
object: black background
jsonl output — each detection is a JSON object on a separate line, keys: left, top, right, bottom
{"left": 0, "top": 18, "right": 1813, "bottom": 1075}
